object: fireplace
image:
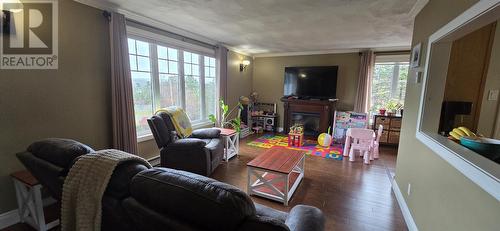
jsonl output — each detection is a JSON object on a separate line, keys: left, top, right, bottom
{"left": 292, "top": 112, "right": 321, "bottom": 136}
{"left": 281, "top": 98, "right": 337, "bottom": 137}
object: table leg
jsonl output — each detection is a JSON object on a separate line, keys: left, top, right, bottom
{"left": 284, "top": 174, "right": 289, "bottom": 206}
{"left": 234, "top": 134, "right": 239, "bottom": 157}
{"left": 247, "top": 167, "right": 252, "bottom": 195}
{"left": 225, "top": 136, "right": 229, "bottom": 162}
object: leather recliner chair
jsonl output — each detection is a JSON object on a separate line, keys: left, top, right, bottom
{"left": 148, "top": 111, "right": 224, "bottom": 176}
{"left": 16, "top": 139, "right": 325, "bottom": 231}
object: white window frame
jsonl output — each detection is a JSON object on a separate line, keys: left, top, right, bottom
{"left": 369, "top": 59, "right": 409, "bottom": 124}
{"left": 128, "top": 27, "right": 217, "bottom": 141}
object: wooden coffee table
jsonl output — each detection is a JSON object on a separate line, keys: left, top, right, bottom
{"left": 247, "top": 148, "right": 305, "bottom": 206}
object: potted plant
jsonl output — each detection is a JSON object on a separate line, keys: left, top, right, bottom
{"left": 386, "top": 100, "right": 404, "bottom": 116}
{"left": 208, "top": 99, "right": 243, "bottom": 133}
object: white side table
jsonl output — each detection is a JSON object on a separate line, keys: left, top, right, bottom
{"left": 11, "top": 171, "right": 59, "bottom": 231}
{"left": 219, "top": 128, "right": 239, "bottom": 161}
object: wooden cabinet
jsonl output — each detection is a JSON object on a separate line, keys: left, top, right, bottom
{"left": 373, "top": 115, "right": 402, "bottom": 145}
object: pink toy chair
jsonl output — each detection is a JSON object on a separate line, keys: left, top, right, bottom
{"left": 373, "top": 125, "right": 383, "bottom": 159}
{"left": 343, "top": 128, "right": 375, "bottom": 164}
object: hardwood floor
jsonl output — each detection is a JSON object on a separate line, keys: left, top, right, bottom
{"left": 211, "top": 133, "right": 407, "bottom": 231}
{"left": 2, "top": 133, "right": 407, "bottom": 231}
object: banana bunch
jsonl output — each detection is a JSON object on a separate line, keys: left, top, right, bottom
{"left": 449, "top": 127, "right": 476, "bottom": 141}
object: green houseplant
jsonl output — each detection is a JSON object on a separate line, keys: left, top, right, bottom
{"left": 208, "top": 99, "right": 243, "bottom": 133}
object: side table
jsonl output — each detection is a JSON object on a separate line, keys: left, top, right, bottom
{"left": 219, "top": 128, "right": 239, "bottom": 161}
{"left": 11, "top": 171, "right": 59, "bottom": 231}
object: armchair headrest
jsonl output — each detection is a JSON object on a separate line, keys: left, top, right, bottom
{"left": 27, "top": 138, "right": 94, "bottom": 168}
{"left": 147, "top": 115, "right": 175, "bottom": 148}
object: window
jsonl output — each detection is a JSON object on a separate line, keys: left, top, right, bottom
{"left": 370, "top": 61, "right": 409, "bottom": 115}
{"left": 128, "top": 37, "right": 217, "bottom": 138}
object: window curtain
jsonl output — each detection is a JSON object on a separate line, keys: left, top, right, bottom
{"left": 354, "top": 50, "right": 375, "bottom": 113}
{"left": 216, "top": 45, "right": 228, "bottom": 122}
{"left": 109, "top": 12, "right": 138, "bottom": 154}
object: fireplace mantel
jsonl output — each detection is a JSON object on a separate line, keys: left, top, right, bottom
{"left": 281, "top": 98, "right": 337, "bottom": 136}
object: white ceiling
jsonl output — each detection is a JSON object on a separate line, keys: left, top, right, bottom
{"left": 93, "top": 0, "right": 424, "bottom": 55}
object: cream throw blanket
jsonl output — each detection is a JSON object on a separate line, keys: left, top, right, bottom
{"left": 61, "top": 149, "right": 152, "bottom": 231}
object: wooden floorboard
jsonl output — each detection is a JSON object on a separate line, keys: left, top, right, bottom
{"left": 211, "top": 133, "right": 407, "bottom": 231}
{"left": 2, "top": 133, "right": 407, "bottom": 231}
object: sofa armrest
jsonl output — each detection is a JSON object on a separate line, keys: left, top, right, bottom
{"left": 168, "top": 138, "right": 206, "bottom": 149}
{"left": 285, "top": 205, "right": 325, "bottom": 231}
{"left": 191, "top": 128, "right": 221, "bottom": 139}
{"left": 162, "top": 138, "right": 211, "bottom": 176}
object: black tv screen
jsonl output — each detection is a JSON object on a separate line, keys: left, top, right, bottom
{"left": 284, "top": 66, "right": 338, "bottom": 99}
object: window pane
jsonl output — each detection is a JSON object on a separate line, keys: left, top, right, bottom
{"left": 158, "top": 60, "right": 167, "bottom": 73}
{"left": 184, "top": 75, "right": 201, "bottom": 121}
{"left": 137, "top": 56, "right": 151, "bottom": 72}
{"left": 168, "top": 48, "right": 178, "bottom": 61}
{"left": 204, "top": 57, "right": 210, "bottom": 66}
{"left": 157, "top": 46, "right": 167, "bottom": 59}
{"left": 129, "top": 55, "right": 137, "bottom": 71}
{"left": 370, "top": 62, "right": 409, "bottom": 115}
{"left": 168, "top": 61, "right": 178, "bottom": 74}
{"left": 210, "top": 67, "right": 215, "bottom": 77}
{"left": 191, "top": 54, "right": 199, "bottom": 64}
{"left": 128, "top": 39, "right": 136, "bottom": 54}
{"left": 210, "top": 58, "right": 215, "bottom": 66}
{"left": 184, "top": 52, "right": 192, "bottom": 63}
{"left": 136, "top": 40, "right": 149, "bottom": 56}
{"left": 192, "top": 64, "right": 199, "bottom": 76}
{"left": 184, "top": 63, "right": 192, "bottom": 75}
{"left": 159, "top": 74, "right": 180, "bottom": 108}
{"left": 205, "top": 77, "right": 216, "bottom": 117}
{"left": 131, "top": 71, "right": 153, "bottom": 136}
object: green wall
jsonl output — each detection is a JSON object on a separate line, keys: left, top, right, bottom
{"left": 395, "top": 0, "right": 500, "bottom": 230}
{"left": 0, "top": 0, "right": 112, "bottom": 213}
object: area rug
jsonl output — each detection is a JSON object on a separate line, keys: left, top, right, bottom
{"left": 247, "top": 134, "right": 343, "bottom": 160}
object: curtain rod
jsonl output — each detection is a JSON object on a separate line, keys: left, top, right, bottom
{"left": 103, "top": 10, "right": 216, "bottom": 50}
{"left": 126, "top": 19, "right": 217, "bottom": 50}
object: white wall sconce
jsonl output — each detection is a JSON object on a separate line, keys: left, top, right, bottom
{"left": 240, "top": 60, "right": 250, "bottom": 72}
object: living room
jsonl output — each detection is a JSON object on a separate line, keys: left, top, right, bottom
{"left": 0, "top": 0, "right": 499, "bottom": 231}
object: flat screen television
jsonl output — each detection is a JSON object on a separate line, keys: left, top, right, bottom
{"left": 284, "top": 66, "right": 338, "bottom": 99}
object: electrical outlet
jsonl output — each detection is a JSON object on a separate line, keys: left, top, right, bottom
{"left": 488, "top": 89, "right": 499, "bottom": 101}
{"left": 407, "top": 183, "right": 411, "bottom": 196}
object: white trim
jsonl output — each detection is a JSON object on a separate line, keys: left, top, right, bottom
{"left": 408, "top": 0, "right": 429, "bottom": 18}
{"left": 0, "top": 209, "right": 20, "bottom": 229}
{"left": 253, "top": 46, "right": 411, "bottom": 58}
{"left": 73, "top": 0, "right": 217, "bottom": 46}
{"left": 415, "top": 0, "right": 500, "bottom": 200}
{"left": 391, "top": 179, "right": 419, "bottom": 231}
{"left": 137, "top": 134, "right": 154, "bottom": 143}
{"left": 224, "top": 45, "right": 253, "bottom": 58}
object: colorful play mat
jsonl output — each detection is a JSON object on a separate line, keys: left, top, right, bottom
{"left": 247, "top": 134, "right": 344, "bottom": 160}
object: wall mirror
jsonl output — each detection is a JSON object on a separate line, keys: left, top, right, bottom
{"left": 416, "top": 1, "right": 500, "bottom": 199}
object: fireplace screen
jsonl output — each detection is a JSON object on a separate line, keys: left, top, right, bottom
{"left": 291, "top": 112, "right": 321, "bottom": 136}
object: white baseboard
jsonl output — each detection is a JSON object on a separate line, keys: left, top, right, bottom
{"left": 0, "top": 209, "right": 20, "bottom": 229}
{"left": 392, "top": 179, "right": 419, "bottom": 231}
{"left": 0, "top": 197, "right": 57, "bottom": 229}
